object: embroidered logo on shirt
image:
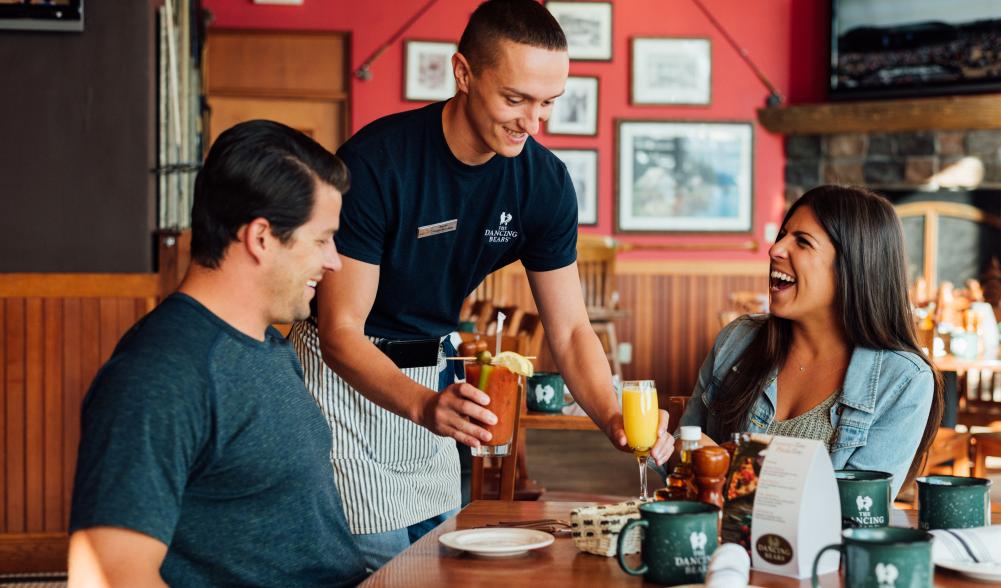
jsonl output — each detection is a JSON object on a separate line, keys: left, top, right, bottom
{"left": 484, "top": 211, "right": 518, "bottom": 243}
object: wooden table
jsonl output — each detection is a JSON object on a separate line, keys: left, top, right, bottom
{"left": 362, "top": 500, "right": 999, "bottom": 587}
{"left": 933, "top": 352, "right": 1001, "bottom": 427}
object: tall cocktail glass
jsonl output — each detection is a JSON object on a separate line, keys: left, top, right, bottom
{"left": 622, "top": 379, "right": 658, "bottom": 500}
{"left": 465, "top": 362, "right": 520, "bottom": 457}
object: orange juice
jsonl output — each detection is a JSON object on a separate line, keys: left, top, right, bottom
{"left": 623, "top": 386, "right": 658, "bottom": 454}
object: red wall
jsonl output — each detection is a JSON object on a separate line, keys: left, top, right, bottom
{"left": 202, "top": 0, "right": 828, "bottom": 260}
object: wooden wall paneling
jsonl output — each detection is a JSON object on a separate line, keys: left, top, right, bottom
{"left": 43, "top": 299, "right": 63, "bottom": 532}
{"left": 61, "top": 299, "right": 82, "bottom": 522}
{"left": 0, "top": 300, "right": 5, "bottom": 531}
{"left": 97, "top": 299, "right": 118, "bottom": 367}
{"left": 79, "top": 300, "right": 101, "bottom": 444}
{"left": 5, "top": 299, "right": 25, "bottom": 532}
{"left": 25, "top": 298, "right": 43, "bottom": 531}
{"left": 117, "top": 298, "right": 135, "bottom": 341}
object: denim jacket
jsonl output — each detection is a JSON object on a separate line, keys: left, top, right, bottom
{"left": 680, "top": 315, "right": 934, "bottom": 498}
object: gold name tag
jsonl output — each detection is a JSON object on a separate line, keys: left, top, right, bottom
{"left": 417, "top": 219, "right": 458, "bottom": 239}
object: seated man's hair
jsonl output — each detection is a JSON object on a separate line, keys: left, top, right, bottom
{"left": 190, "top": 120, "right": 349, "bottom": 268}
{"left": 458, "top": 0, "right": 568, "bottom": 73}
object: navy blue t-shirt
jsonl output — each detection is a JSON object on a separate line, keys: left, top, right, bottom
{"left": 334, "top": 100, "right": 578, "bottom": 339}
{"left": 70, "top": 294, "right": 368, "bottom": 587}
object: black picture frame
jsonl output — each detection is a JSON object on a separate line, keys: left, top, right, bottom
{"left": 630, "top": 37, "right": 712, "bottom": 106}
{"left": 0, "top": 0, "right": 84, "bottom": 32}
{"left": 403, "top": 39, "right": 457, "bottom": 102}
{"left": 551, "top": 148, "right": 599, "bottom": 226}
{"left": 615, "top": 120, "right": 754, "bottom": 234}
{"left": 547, "top": 75, "right": 599, "bottom": 136}
{"left": 545, "top": 1, "right": 613, "bottom": 62}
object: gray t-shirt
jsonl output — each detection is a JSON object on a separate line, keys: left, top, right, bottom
{"left": 70, "top": 294, "right": 367, "bottom": 587}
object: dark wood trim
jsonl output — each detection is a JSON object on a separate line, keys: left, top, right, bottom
{"left": 0, "top": 274, "right": 160, "bottom": 299}
{"left": 757, "top": 93, "right": 1001, "bottom": 135}
{"left": 0, "top": 532, "right": 68, "bottom": 574}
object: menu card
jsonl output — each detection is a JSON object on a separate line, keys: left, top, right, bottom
{"left": 748, "top": 435, "right": 841, "bottom": 578}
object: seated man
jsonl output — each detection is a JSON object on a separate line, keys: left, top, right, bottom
{"left": 67, "top": 120, "right": 368, "bottom": 587}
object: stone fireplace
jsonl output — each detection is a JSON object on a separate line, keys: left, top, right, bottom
{"left": 784, "top": 130, "right": 1001, "bottom": 202}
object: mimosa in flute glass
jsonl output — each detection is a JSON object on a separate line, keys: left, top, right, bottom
{"left": 622, "top": 379, "right": 658, "bottom": 500}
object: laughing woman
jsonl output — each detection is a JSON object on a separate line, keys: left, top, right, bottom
{"left": 678, "top": 185, "right": 943, "bottom": 498}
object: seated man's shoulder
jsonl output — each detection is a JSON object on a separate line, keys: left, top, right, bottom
{"left": 91, "top": 296, "right": 232, "bottom": 398}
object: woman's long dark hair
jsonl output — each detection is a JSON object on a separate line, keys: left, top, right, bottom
{"left": 711, "top": 185, "right": 943, "bottom": 487}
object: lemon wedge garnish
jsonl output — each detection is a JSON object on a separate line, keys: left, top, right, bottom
{"left": 491, "top": 351, "right": 534, "bottom": 377}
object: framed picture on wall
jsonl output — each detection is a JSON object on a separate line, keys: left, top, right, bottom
{"left": 616, "top": 120, "right": 753, "bottom": 233}
{"left": 547, "top": 76, "right": 599, "bottom": 136}
{"left": 545, "top": 1, "right": 613, "bottom": 61}
{"left": 630, "top": 37, "right": 712, "bottom": 105}
{"left": 551, "top": 148, "right": 599, "bottom": 225}
{"left": 404, "top": 40, "right": 457, "bottom": 102}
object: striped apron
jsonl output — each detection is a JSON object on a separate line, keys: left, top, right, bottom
{"left": 288, "top": 319, "right": 461, "bottom": 534}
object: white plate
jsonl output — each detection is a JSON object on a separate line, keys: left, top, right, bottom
{"left": 936, "top": 560, "right": 1001, "bottom": 583}
{"left": 438, "top": 528, "right": 554, "bottom": 558}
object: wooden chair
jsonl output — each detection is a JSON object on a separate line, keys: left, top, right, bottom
{"left": 958, "top": 368, "right": 1001, "bottom": 427}
{"left": 460, "top": 270, "right": 506, "bottom": 334}
{"left": 576, "top": 235, "right": 629, "bottom": 379}
{"left": 666, "top": 395, "right": 690, "bottom": 432}
{"left": 972, "top": 431, "right": 1001, "bottom": 478}
{"left": 922, "top": 427, "right": 972, "bottom": 477}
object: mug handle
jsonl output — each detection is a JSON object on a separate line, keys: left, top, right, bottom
{"left": 811, "top": 543, "right": 843, "bottom": 588}
{"left": 616, "top": 518, "right": 648, "bottom": 576}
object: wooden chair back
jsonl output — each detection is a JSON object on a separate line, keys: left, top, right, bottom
{"left": 576, "top": 235, "right": 618, "bottom": 310}
{"left": 665, "top": 395, "right": 690, "bottom": 433}
{"left": 921, "top": 427, "right": 972, "bottom": 477}
{"left": 972, "top": 431, "right": 1001, "bottom": 479}
{"left": 960, "top": 369, "right": 1001, "bottom": 427}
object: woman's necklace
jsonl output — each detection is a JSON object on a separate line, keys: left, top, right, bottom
{"left": 789, "top": 349, "right": 848, "bottom": 374}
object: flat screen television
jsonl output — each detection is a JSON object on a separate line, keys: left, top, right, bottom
{"left": 830, "top": 0, "right": 1001, "bottom": 99}
{"left": 0, "top": 0, "right": 83, "bottom": 32}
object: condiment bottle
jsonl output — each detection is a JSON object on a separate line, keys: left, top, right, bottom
{"left": 655, "top": 426, "right": 700, "bottom": 501}
{"left": 692, "top": 445, "right": 730, "bottom": 512}
{"left": 719, "top": 432, "right": 742, "bottom": 461}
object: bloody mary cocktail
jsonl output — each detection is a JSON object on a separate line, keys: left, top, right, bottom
{"left": 465, "top": 362, "right": 520, "bottom": 457}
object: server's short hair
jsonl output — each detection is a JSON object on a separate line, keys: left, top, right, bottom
{"left": 458, "top": 0, "right": 567, "bottom": 73}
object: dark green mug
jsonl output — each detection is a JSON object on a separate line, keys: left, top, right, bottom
{"left": 835, "top": 470, "right": 892, "bottom": 529}
{"left": 916, "top": 475, "right": 991, "bottom": 530}
{"left": 811, "top": 527, "right": 933, "bottom": 588}
{"left": 526, "top": 372, "right": 566, "bottom": 412}
{"left": 617, "top": 501, "right": 719, "bottom": 586}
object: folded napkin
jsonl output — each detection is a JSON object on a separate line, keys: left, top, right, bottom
{"left": 704, "top": 543, "right": 751, "bottom": 588}
{"left": 930, "top": 525, "right": 1001, "bottom": 565}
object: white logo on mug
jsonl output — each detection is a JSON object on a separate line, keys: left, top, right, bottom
{"left": 534, "top": 384, "right": 555, "bottom": 404}
{"left": 689, "top": 531, "right": 707, "bottom": 553}
{"left": 875, "top": 562, "right": 899, "bottom": 587}
{"left": 857, "top": 495, "right": 873, "bottom": 513}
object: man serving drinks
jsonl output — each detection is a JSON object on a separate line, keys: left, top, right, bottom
{"left": 289, "top": 0, "right": 674, "bottom": 569}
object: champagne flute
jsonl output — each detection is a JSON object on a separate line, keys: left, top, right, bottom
{"left": 621, "top": 379, "right": 659, "bottom": 500}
